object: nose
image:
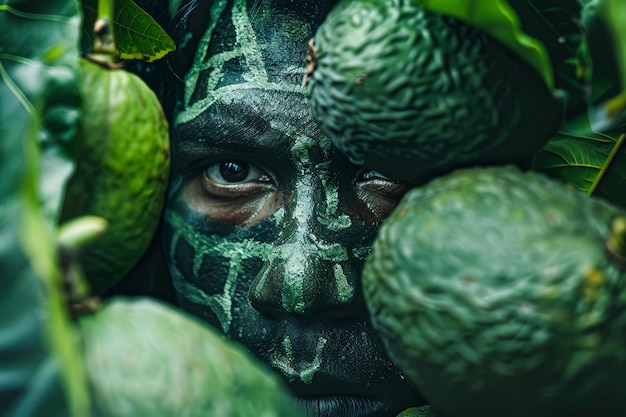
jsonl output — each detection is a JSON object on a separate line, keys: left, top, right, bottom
{"left": 248, "top": 174, "right": 366, "bottom": 320}
{"left": 248, "top": 229, "right": 366, "bottom": 320}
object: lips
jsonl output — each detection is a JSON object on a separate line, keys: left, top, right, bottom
{"left": 295, "top": 395, "right": 409, "bottom": 417}
{"left": 286, "top": 368, "right": 425, "bottom": 417}
{"left": 237, "top": 317, "right": 426, "bottom": 416}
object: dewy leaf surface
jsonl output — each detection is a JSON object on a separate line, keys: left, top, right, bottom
{"left": 533, "top": 112, "right": 626, "bottom": 209}
{"left": 414, "top": 0, "right": 554, "bottom": 90}
{"left": 82, "top": 0, "right": 176, "bottom": 62}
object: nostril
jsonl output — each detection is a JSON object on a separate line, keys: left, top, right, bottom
{"left": 249, "top": 268, "right": 287, "bottom": 318}
{"left": 249, "top": 295, "right": 285, "bottom": 319}
{"left": 249, "top": 251, "right": 367, "bottom": 319}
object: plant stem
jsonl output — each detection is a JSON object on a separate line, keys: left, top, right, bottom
{"left": 91, "top": 0, "right": 118, "bottom": 62}
{"left": 98, "top": 0, "right": 114, "bottom": 25}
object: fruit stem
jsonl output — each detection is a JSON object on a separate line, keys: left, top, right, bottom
{"left": 607, "top": 216, "right": 626, "bottom": 267}
{"left": 92, "top": 0, "right": 118, "bottom": 62}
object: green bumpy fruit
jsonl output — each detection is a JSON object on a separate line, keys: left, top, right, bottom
{"left": 80, "top": 298, "right": 306, "bottom": 417}
{"left": 363, "top": 166, "right": 626, "bottom": 417}
{"left": 61, "top": 58, "right": 170, "bottom": 294}
{"left": 306, "top": 0, "right": 561, "bottom": 183}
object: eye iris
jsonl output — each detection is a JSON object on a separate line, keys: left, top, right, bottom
{"left": 219, "top": 161, "right": 249, "bottom": 182}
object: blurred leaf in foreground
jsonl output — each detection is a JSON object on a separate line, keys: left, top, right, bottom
{"left": 82, "top": 0, "right": 176, "bottom": 62}
{"left": 0, "top": 53, "right": 72, "bottom": 417}
{"left": 0, "top": 0, "right": 90, "bottom": 415}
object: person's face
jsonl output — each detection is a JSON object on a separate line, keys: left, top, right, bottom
{"left": 164, "top": 86, "right": 425, "bottom": 416}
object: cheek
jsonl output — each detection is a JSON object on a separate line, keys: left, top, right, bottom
{"left": 163, "top": 195, "right": 281, "bottom": 332}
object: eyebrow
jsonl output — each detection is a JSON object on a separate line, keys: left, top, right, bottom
{"left": 171, "top": 96, "right": 310, "bottom": 171}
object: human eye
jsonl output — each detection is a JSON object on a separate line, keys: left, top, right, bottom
{"left": 355, "top": 168, "right": 410, "bottom": 220}
{"left": 205, "top": 160, "right": 270, "bottom": 184}
{"left": 199, "top": 159, "right": 275, "bottom": 198}
{"left": 356, "top": 169, "right": 408, "bottom": 196}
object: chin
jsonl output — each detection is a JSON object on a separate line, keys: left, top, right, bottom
{"left": 294, "top": 395, "right": 419, "bottom": 417}
{"left": 235, "top": 316, "right": 428, "bottom": 417}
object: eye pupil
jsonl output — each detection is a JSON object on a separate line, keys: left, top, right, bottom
{"left": 220, "top": 161, "right": 249, "bottom": 182}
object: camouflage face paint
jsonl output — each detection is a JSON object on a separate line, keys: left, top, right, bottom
{"left": 165, "top": 125, "right": 361, "bottom": 333}
{"left": 271, "top": 335, "right": 328, "bottom": 384}
{"left": 164, "top": 1, "right": 424, "bottom": 415}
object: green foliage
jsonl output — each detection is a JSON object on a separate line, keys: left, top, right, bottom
{"left": 532, "top": 0, "right": 626, "bottom": 211}
{"left": 508, "top": 0, "right": 586, "bottom": 112}
{"left": 82, "top": 0, "right": 176, "bottom": 62}
{"left": 604, "top": 0, "right": 626, "bottom": 90}
{"left": 585, "top": 0, "right": 626, "bottom": 133}
{"left": 0, "top": 0, "right": 90, "bottom": 415}
{"left": 532, "top": 113, "right": 626, "bottom": 209}
{"left": 0, "top": 53, "right": 70, "bottom": 417}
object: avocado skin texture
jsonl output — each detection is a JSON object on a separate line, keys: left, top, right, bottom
{"left": 61, "top": 59, "right": 170, "bottom": 295}
{"left": 363, "top": 166, "right": 626, "bottom": 417}
{"left": 80, "top": 298, "right": 304, "bottom": 417}
{"left": 306, "top": 0, "right": 562, "bottom": 183}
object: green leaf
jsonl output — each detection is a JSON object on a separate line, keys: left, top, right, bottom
{"left": 0, "top": 52, "right": 69, "bottom": 417}
{"left": 585, "top": 0, "right": 626, "bottom": 132}
{"left": 0, "top": 0, "right": 82, "bottom": 225}
{"left": 414, "top": 0, "right": 554, "bottom": 91}
{"left": 82, "top": 0, "right": 176, "bottom": 62}
{"left": 602, "top": 0, "right": 626, "bottom": 91}
{"left": 0, "top": 0, "right": 90, "bottom": 415}
{"left": 507, "top": 0, "right": 586, "bottom": 114}
{"left": 532, "top": 112, "right": 626, "bottom": 210}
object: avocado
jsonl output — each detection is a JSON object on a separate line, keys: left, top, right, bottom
{"left": 363, "top": 166, "right": 626, "bottom": 416}
{"left": 305, "top": 0, "right": 562, "bottom": 183}
{"left": 79, "top": 298, "right": 305, "bottom": 417}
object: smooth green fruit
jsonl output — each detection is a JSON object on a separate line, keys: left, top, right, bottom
{"left": 61, "top": 58, "right": 170, "bottom": 294}
{"left": 363, "top": 166, "right": 626, "bottom": 417}
{"left": 305, "top": 0, "right": 561, "bottom": 183}
{"left": 79, "top": 298, "right": 306, "bottom": 417}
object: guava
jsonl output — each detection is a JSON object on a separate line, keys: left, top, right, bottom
{"left": 61, "top": 58, "right": 170, "bottom": 294}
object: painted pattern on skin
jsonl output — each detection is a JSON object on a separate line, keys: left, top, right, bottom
{"left": 166, "top": 132, "right": 362, "bottom": 381}
{"left": 170, "top": 0, "right": 356, "bottom": 343}
{"left": 178, "top": 0, "right": 305, "bottom": 125}
{"left": 164, "top": 1, "right": 424, "bottom": 411}
{"left": 271, "top": 335, "right": 329, "bottom": 383}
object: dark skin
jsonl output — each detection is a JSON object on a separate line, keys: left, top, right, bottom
{"left": 161, "top": 0, "right": 426, "bottom": 415}
{"left": 165, "top": 87, "right": 424, "bottom": 417}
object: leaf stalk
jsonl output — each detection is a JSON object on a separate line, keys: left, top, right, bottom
{"left": 587, "top": 133, "right": 626, "bottom": 196}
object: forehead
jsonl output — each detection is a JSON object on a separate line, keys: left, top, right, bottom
{"left": 172, "top": 87, "right": 329, "bottom": 163}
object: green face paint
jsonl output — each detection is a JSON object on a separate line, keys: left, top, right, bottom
{"left": 163, "top": 1, "right": 423, "bottom": 415}
{"left": 166, "top": 102, "right": 363, "bottom": 325}
{"left": 271, "top": 335, "right": 328, "bottom": 384}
